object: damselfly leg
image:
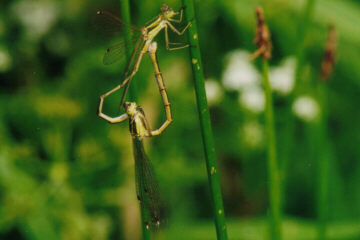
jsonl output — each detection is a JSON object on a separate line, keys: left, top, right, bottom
{"left": 147, "top": 42, "right": 172, "bottom": 136}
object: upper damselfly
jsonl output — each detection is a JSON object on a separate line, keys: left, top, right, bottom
{"left": 96, "top": 4, "right": 191, "bottom": 112}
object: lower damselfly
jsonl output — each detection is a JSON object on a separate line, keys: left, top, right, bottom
{"left": 98, "top": 101, "right": 162, "bottom": 230}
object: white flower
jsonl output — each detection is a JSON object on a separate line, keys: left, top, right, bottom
{"left": 222, "top": 50, "right": 261, "bottom": 91}
{"left": 270, "top": 57, "right": 296, "bottom": 95}
{"left": 240, "top": 121, "right": 264, "bottom": 149}
{"left": 12, "top": 0, "right": 58, "bottom": 40}
{"left": 0, "top": 48, "right": 12, "bottom": 72}
{"left": 45, "top": 30, "right": 70, "bottom": 55}
{"left": 293, "top": 96, "right": 319, "bottom": 122}
{"left": 205, "top": 79, "right": 223, "bottom": 106}
{"left": 239, "top": 86, "right": 265, "bottom": 113}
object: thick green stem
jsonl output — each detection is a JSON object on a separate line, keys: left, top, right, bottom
{"left": 120, "top": 0, "right": 138, "bottom": 101}
{"left": 181, "top": 0, "right": 228, "bottom": 239}
{"left": 263, "top": 60, "right": 282, "bottom": 240}
{"left": 316, "top": 83, "right": 329, "bottom": 240}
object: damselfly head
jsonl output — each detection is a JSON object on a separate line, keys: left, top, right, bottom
{"left": 124, "top": 102, "right": 137, "bottom": 116}
{"left": 161, "top": 4, "right": 175, "bottom": 18}
{"left": 160, "top": 3, "right": 169, "bottom": 12}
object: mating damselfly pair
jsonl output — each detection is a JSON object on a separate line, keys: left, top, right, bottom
{"left": 96, "top": 3, "right": 191, "bottom": 231}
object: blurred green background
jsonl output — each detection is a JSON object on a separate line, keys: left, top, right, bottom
{"left": 1, "top": 0, "right": 360, "bottom": 239}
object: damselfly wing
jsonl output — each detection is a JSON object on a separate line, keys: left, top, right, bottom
{"left": 94, "top": 10, "right": 142, "bottom": 65}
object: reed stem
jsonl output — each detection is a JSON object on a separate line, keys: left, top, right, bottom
{"left": 316, "top": 83, "right": 329, "bottom": 240}
{"left": 295, "top": 0, "right": 316, "bottom": 82}
{"left": 262, "top": 60, "right": 282, "bottom": 240}
{"left": 280, "top": 0, "right": 317, "bottom": 210}
{"left": 181, "top": 0, "right": 228, "bottom": 239}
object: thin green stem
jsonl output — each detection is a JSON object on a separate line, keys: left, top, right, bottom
{"left": 120, "top": 0, "right": 138, "bottom": 101}
{"left": 262, "top": 60, "right": 282, "bottom": 240}
{"left": 295, "top": 0, "right": 316, "bottom": 84}
{"left": 181, "top": 0, "right": 228, "bottom": 239}
{"left": 280, "top": 0, "right": 317, "bottom": 208}
{"left": 316, "top": 83, "right": 329, "bottom": 240}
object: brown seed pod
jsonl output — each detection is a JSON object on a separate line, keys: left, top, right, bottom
{"left": 321, "top": 24, "right": 337, "bottom": 80}
{"left": 251, "top": 7, "right": 272, "bottom": 60}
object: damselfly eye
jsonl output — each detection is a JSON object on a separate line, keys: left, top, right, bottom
{"left": 123, "top": 102, "right": 130, "bottom": 109}
{"left": 160, "top": 3, "right": 169, "bottom": 12}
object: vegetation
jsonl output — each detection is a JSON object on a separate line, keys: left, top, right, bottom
{"left": 0, "top": 0, "right": 360, "bottom": 239}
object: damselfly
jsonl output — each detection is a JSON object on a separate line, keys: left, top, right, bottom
{"left": 98, "top": 101, "right": 162, "bottom": 229}
{"left": 96, "top": 4, "right": 191, "bottom": 112}
{"left": 99, "top": 41, "right": 172, "bottom": 135}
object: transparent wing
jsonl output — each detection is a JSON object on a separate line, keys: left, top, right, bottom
{"left": 94, "top": 10, "right": 140, "bottom": 35}
{"left": 117, "top": 38, "right": 144, "bottom": 113}
{"left": 95, "top": 9, "right": 142, "bottom": 65}
{"left": 102, "top": 37, "right": 140, "bottom": 65}
{"left": 133, "top": 138, "right": 161, "bottom": 229}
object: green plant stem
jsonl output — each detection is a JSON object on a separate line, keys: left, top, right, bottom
{"left": 316, "top": 82, "right": 329, "bottom": 240}
{"left": 262, "top": 60, "right": 282, "bottom": 240}
{"left": 280, "top": 0, "right": 317, "bottom": 207}
{"left": 295, "top": 0, "right": 317, "bottom": 83}
{"left": 181, "top": 0, "right": 228, "bottom": 239}
{"left": 119, "top": 1, "right": 146, "bottom": 239}
{"left": 120, "top": 0, "right": 138, "bottom": 101}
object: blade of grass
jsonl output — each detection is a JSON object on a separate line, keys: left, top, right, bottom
{"left": 181, "top": 0, "right": 228, "bottom": 239}
{"left": 262, "top": 60, "right": 282, "bottom": 240}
